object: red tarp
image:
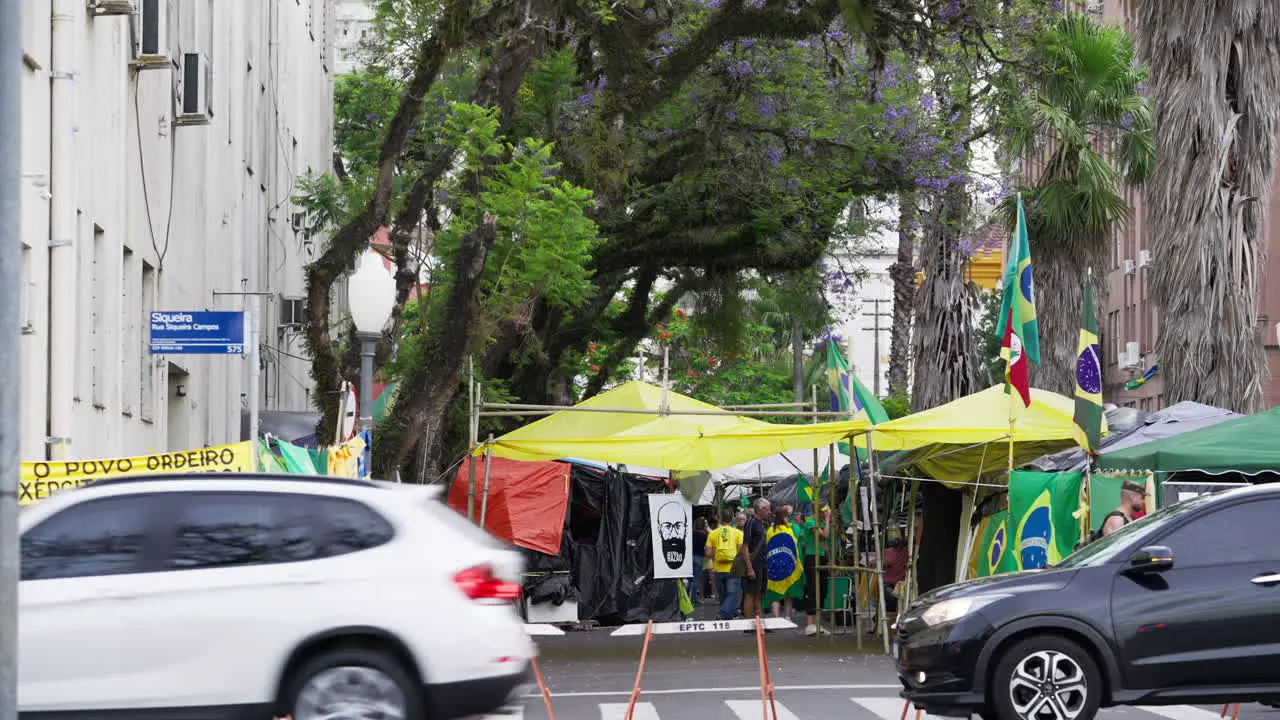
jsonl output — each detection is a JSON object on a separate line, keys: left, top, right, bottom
{"left": 447, "top": 456, "right": 570, "bottom": 556}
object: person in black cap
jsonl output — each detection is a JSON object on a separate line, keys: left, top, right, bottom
{"left": 1100, "top": 480, "right": 1147, "bottom": 537}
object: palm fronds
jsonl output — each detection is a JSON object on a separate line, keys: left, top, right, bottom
{"left": 1138, "top": 0, "right": 1280, "bottom": 413}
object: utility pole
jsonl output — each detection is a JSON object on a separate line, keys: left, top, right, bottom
{"left": 861, "top": 298, "right": 892, "bottom": 397}
{"left": 1, "top": 0, "right": 22, "bottom": 715}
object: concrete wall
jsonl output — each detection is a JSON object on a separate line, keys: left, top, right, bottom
{"left": 19, "top": 0, "right": 335, "bottom": 461}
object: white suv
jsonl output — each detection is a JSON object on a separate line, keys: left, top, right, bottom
{"left": 18, "top": 473, "right": 534, "bottom": 719}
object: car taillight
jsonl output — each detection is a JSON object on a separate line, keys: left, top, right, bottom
{"left": 453, "top": 565, "right": 520, "bottom": 602}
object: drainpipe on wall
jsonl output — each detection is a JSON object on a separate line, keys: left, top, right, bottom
{"left": 47, "top": 0, "right": 79, "bottom": 460}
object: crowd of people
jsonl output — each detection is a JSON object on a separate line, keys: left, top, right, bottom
{"left": 693, "top": 498, "right": 833, "bottom": 636}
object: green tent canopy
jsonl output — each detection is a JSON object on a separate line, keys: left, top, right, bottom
{"left": 1094, "top": 406, "right": 1280, "bottom": 476}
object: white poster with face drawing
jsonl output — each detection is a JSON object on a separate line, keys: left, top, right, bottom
{"left": 649, "top": 494, "right": 692, "bottom": 579}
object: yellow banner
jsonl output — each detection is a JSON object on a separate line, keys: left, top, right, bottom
{"left": 20, "top": 441, "right": 255, "bottom": 505}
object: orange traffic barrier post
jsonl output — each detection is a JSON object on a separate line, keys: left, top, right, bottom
{"left": 531, "top": 657, "right": 557, "bottom": 720}
{"left": 755, "top": 615, "right": 779, "bottom": 720}
{"left": 900, "top": 699, "right": 921, "bottom": 720}
{"left": 624, "top": 620, "right": 655, "bottom": 720}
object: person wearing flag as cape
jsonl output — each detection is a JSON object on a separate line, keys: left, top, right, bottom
{"left": 764, "top": 505, "right": 805, "bottom": 623}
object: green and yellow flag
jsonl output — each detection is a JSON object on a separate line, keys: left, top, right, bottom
{"left": 971, "top": 510, "right": 1009, "bottom": 578}
{"left": 763, "top": 523, "right": 806, "bottom": 605}
{"left": 994, "top": 195, "right": 1040, "bottom": 364}
{"left": 1072, "top": 271, "right": 1103, "bottom": 453}
{"left": 999, "top": 471, "right": 1084, "bottom": 572}
{"left": 795, "top": 472, "right": 813, "bottom": 504}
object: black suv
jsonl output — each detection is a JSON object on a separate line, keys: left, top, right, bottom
{"left": 897, "top": 483, "right": 1280, "bottom": 720}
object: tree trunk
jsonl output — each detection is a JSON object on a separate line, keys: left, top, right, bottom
{"left": 1138, "top": 1, "right": 1280, "bottom": 414}
{"left": 888, "top": 191, "right": 917, "bottom": 398}
{"left": 911, "top": 182, "right": 980, "bottom": 412}
{"left": 792, "top": 319, "right": 805, "bottom": 403}
{"left": 371, "top": 215, "right": 500, "bottom": 479}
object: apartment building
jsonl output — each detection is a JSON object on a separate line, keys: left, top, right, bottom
{"left": 1100, "top": 0, "right": 1280, "bottom": 411}
{"left": 334, "top": 0, "right": 375, "bottom": 75}
{"left": 18, "top": 0, "right": 336, "bottom": 461}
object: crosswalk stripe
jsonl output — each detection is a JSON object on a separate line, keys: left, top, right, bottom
{"left": 1140, "top": 707, "right": 1228, "bottom": 720}
{"left": 725, "top": 698, "right": 803, "bottom": 720}
{"left": 854, "top": 696, "right": 951, "bottom": 720}
{"left": 600, "top": 702, "right": 660, "bottom": 720}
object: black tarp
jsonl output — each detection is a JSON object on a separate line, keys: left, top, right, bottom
{"left": 521, "top": 463, "right": 681, "bottom": 625}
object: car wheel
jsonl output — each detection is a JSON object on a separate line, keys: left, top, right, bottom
{"left": 991, "top": 636, "right": 1102, "bottom": 720}
{"left": 284, "top": 647, "right": 424, "bottom": 720}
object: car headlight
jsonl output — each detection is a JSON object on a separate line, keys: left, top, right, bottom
{"left": 919, "top": 595, "right": 1008, "bottom": 627}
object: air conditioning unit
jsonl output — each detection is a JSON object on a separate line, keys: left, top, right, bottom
{"left": 177, "top": 53, "right": 212, "bottom": 125}
{"left": 291, "top": 211, "right": 312, "bottom": 237}
{"left": 1138, "top": 249, "right": 1152, "bottom": 268}
{"left": 279, "top": 297, "right": 307, "bottom": 327}
{"left": 133, "top": 0, "right": 170, "bottom": 69}
{"left": 1121, "top": 341, "right": 1141, "bottom": 369}
{"left": 1123, "top": 259, "right": 1136, "bottom": 275}
{"left": 91, "top": 0, "right": 135, "bottom": 16}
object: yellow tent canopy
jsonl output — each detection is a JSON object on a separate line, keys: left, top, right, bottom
{"left": 856, "top": 385, "right": 1103, "bottom": 483}
{"left": 478, "top": 381, "right": 870, "bottom": 472}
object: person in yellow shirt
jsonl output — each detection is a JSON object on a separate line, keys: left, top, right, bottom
{"left": 705, "top": 510, "right": 745, "bottom": 620}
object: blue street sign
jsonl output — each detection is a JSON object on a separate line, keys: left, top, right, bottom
{"left": 149, "top": 311, "right": 247, "bottom": 354}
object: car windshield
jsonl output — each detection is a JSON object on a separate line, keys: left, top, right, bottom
{"left": 1052, "top": 492, "right": 1218, "bottom": 569}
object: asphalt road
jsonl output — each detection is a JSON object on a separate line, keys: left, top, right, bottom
{"left": 480, "top": 625, "right": 1280, "bottom": 720}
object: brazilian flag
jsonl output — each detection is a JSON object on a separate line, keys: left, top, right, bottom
{"left": 1073, "top": 272, "right": 1103, "bottom": 453}
{"left": 994, "top": 194, "right": 1040, "bottom": 364}
{"left": 763, "top": 524, "right": 805, "bottom": 605}
{"left": 999, "top": 471, "right": 1084, "bottom": 572}
{"left": 971, "top": 510, "right": 1009, "bottom": 577}
{"left": 796, "top": 472, "right": 813, "bottom": 504}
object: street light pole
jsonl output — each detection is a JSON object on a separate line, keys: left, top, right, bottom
{"left": 0, "top": 0, "right": 22, "bottom": 714}
{"left": 357, "top": 331, "right": 378, "bottom": 435}
{"left": 346, "top": 249, "right": 396, "bottom": 477}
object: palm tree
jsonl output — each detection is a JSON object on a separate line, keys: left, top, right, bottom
{"left": 1137, "top": 2, "right": 1280, "bottom": 414}
{"left": 888, "top": 191, "right": 917, "bottom": 399}
{"left": 997, "top": 13, "right": 1154, "bottom": 395}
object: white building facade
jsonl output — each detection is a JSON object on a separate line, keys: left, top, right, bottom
{"left": 334, "top": 0, "right": 375, "bottom": 75}
{"left": 19, "top": 0, "right": 336, "bottom": 461}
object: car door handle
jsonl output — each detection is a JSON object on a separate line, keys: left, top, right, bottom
{"left": 1251, "top": 573, "right": 1280, "bottom": 586}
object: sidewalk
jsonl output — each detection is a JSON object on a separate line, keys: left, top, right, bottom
{"left": 535, "top": 598, "right": 891, "bottom": 663}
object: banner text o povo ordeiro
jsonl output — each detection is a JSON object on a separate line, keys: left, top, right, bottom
{"left": 20, "top": 441, "right": 254, "bottom": 505}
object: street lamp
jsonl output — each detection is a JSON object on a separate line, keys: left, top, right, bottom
{"left": 347, "top": 249, "right": 396, "bottom": 440}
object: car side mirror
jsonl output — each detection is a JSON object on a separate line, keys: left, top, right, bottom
{"left": 1127, "top": 545, "right": 1174, "bottom": 573}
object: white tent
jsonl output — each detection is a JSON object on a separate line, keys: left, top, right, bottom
{"left": 697, "top": 449, "right": 851, "bottom": 504}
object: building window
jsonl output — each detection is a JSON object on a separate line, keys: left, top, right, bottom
{"left": 121, "top": 246, "right": 136, "bottom": 416}
{"left": 91, "top": 225, "right": 105, "bottom": 407}
{"left": 141, "top": 261, "right": 156, "bottom": 421}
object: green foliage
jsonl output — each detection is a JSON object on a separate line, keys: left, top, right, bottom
{"left": 433, "top": 104, "right": 599, "bottom": 326}
{"left": 881, "top": 393, "right": 911, "bottom": 420}
{"left": 976, "top": 288, "right": 1004, "bottom": 388}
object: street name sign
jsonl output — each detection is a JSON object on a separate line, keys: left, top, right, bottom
{"left": 149, "top": 311, "right": 247, "bottom": 354}
{"left": 610, "top": 617, "right": 797, "bottom": 636}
